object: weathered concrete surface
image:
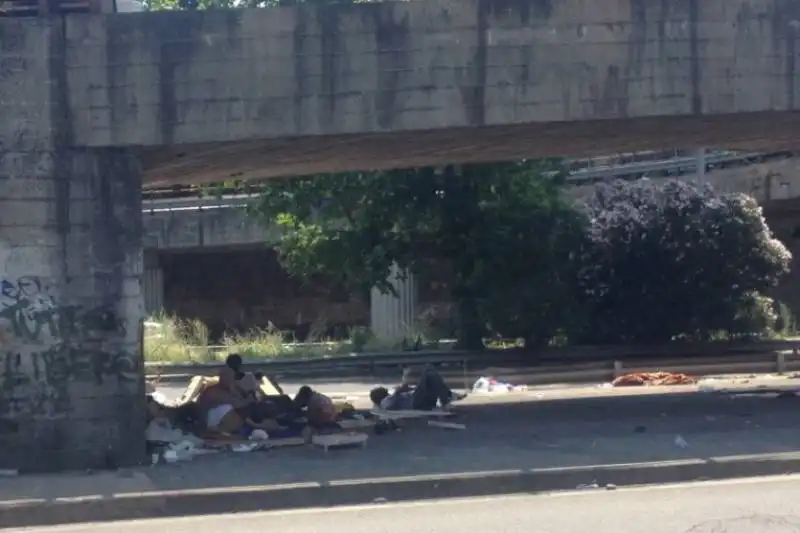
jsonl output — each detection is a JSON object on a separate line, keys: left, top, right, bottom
{"left": 142, "top": 208, "right": 270, "bottom": 250}
{"left": 0, "top": 19, "right": 146, "bottom": 471}
{"left": 35, "top": 0, "right": 800, "bottom": 185}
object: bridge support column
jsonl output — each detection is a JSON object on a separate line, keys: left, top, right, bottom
{"left": 143, "top": 250, "right": 164, "bottom": 315}
{"left": 0, "top": 148, "right": 146, "bottom": 472}
{"left": 370, "top": 264, "right": 418, "bottom": 344}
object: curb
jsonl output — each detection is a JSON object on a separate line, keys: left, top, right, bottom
{"left": 4, "top": 452, "right": 800, "bottom": 528}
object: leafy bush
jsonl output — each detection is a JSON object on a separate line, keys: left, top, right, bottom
{"left": 573, "top": 179, "right": 791, "bottom": 344}
{"left": 476, "top": 193, "right": 587, "bottom": 348}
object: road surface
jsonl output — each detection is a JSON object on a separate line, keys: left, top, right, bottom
{"left": 15, "top": 475, "right": 800, "bottom": 533}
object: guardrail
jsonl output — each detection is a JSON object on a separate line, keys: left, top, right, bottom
{"left": 564, "top": 151, "right": 775, "bottom": 183}
{"left": 145, "top": 339, "right": 800, "bottom": 382}
{"left": 141, "top": 152, "right": 789, "bottom": 212}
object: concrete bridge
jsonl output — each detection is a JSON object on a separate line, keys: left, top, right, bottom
{"left": 4, "top": 0, "right": 800, "bottom": 471}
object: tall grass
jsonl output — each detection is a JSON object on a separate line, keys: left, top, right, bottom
{"left": 143, "top": 312, "right": 214, "bottom": 363}
{"left": 143, "top": 313, "right": 448, "bottom": 363}
{"left": 221, "top": 323, "right": 285, "bottom": 360}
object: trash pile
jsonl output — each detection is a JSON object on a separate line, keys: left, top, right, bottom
{"left": 611, "top": 371, "right": 697, "bottom": 387}
{"left": 145, "top": 362, "right": 467, "bottom": 464}
{"left": 472, "top": 376, "right": 528, "bottom": 394}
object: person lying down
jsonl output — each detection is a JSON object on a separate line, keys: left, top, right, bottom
{"left": 369, "top": 366, "right": 466, "bottom": 411}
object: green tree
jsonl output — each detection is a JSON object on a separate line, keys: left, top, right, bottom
{"left": 247, "top": 161, "right": 583, "bottom": 350}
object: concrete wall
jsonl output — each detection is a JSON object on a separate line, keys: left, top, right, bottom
{"left": 142, "top": 208, "right": 269, "bottom": 250}
{"left": 0, "top": 0, "right": 785, "bottom": 185}
{"left": 0, "top": 19, "right": 145, "bottom": 472}
{"left": 64, "top": 0, "right": 800, "bottom": 148}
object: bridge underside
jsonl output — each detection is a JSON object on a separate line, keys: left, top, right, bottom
{"left": 142, "top": 112, "right": 800, "bottom": 188}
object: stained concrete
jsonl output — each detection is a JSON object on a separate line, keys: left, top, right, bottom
{"left": 3, "top": 0, "right": 799, "bottom": 186}
{"left": 0, "top": 19, "right": 146, "bottom": 471}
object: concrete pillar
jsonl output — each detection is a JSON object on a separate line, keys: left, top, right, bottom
{"left": 370, "top": 264, "right": 418, "bottom": 343}
{"left": 0, "top": 22, "right": 145, "bottom": 472}
{"left": 143, "top": 251, "right": 164, "bottom": 315}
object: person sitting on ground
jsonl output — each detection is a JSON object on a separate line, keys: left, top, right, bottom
{"left": 224, "top": 353, "right": 299, "bottom": 419}
{"left": 195, "top": 365, "right": 251, "bottom": 428}
{"left": 293, "top": 385, "right": 338, "bottom": 428}
{"left": 370, "top": 365, "right": 466, "bottom": 412}
{"left": 195, "top": 367, "right": 300, "bottom": 437}
{"left": 225, "top": 353, "right": 259, "bottom": 401}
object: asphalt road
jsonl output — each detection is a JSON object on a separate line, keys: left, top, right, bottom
{"left": 17, "top": 475, "right": 800, "bottom": 533}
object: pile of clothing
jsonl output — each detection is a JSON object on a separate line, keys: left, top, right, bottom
{"left": 611, "top": 371, "right": 697, "bottom": 387}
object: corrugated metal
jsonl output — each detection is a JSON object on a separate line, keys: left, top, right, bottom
{"left": 143, "top": 267, "right": 164, "bottom": 315}
{"left": 370, "top": 264, "right": 417, "bottom": 343}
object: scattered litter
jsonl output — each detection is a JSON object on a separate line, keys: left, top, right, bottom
{"left": 674, "top": 435, "right": 689, "bottom": 448}
{"left": 150, "top": 391, "right": 170, "bottom": 405}
{"left": 0, "top": 469, "right": 18, "bottom": 477}
{"left": 576, "top": 482, "right": 600, "bottom": 490}
{"left": 472, "top": 377, "right": 528, "bottom": 394}
{"left": 372, "top": 497, "right": 388, "bottom": 504}
{"left": 145, "top": 418, "right": 185, "bottom": 444}
{"left": 605, "top": 483, "right": 617, "bottom": 490}
{"left": 163, "top": 450, "right": 180, "bottom": 463}
{"left": 596, "top": 382, "right": 613, "bottom": 389}
{"left": 612, "top": 372, "right": 696, "bottom": 387}
{"left": 249, "top": 429, "right": 269, "bottom": 441}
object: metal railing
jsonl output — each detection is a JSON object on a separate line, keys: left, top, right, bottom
{"left": 144, "top": 339, "right": 799, "bottom": 381}
{"left": 142, "top": 151, "right": 790, "bottom": 213}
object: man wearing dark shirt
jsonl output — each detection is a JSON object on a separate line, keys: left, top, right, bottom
{"left": 370, "top": 366, "right": 465, "bottom": 411}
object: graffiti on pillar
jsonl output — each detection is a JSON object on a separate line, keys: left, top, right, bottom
{"left": 1, "top": 276, "right": 57, "bottom": 341}
{"left": 0, "top": 275, "right": 138, "bottom": 418}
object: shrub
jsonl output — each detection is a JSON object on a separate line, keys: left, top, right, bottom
{"left": 574, "top": 179, "right": 791, "bottom": 344}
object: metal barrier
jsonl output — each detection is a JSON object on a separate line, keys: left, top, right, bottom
{"left": 141, "top": 151, "right": 791, "bottom": 212}
{"left": 144, "top": 339, "right": 800, "bottom": 380}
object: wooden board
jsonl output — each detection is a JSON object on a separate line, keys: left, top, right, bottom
{"left": 266, "top": 436, "right": 306, "bottom": 448}
{"left": 311, "top": 432, "right": 368, "bottom": 452}
{"left": 370, "top": 408, "right": 454, "bottom": 420}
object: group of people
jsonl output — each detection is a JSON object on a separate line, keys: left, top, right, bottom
{"left": 150, "top": 353, "right": 465, "bottom": 441}
{"left": 191, "top": 354, "right": 341, "bottom": 437}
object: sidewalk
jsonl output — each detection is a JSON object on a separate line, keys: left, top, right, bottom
{"left": 4, "top": 391, "right": 800, "bottom": 527}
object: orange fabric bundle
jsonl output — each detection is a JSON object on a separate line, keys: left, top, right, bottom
{"left": 612, "top": 371, "right": 697, "bottom": 387}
